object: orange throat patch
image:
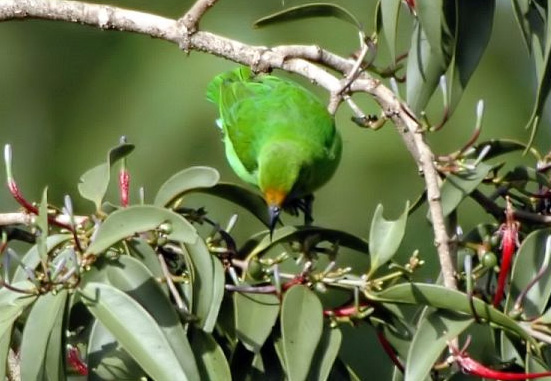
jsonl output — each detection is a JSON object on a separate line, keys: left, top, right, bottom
{"left": 264, "top": 188, "right": 287, "bottom": 208}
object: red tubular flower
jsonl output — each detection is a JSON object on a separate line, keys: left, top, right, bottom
{"left": 455, "top": 350, "right": 551, "bottom": 380}
{"left": 376, "top": 331, "right": 404, "bottom": 373}
{"left": 492, "top": 198, "right": 519, "bottom": 307}
{"left": 322, "top": 302, "right": 371, "bottom": 317}
{"left": 67, "top": 346, "right": 88, "bottom": 376}
{"left": 119, "top": 168, "right": 130, "bottom": 207}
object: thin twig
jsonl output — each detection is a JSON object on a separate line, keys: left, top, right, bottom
{"left": 0, "top": 213, "right": 31, "bottom": 226}
{"left": 180, "top": 0, "right": 218, "bottom": 31}
{"left": 0, "top": 212, "right": 87, "bottom": 228}
{"left": 158, "top": 254, "right": 188, "bottom": 313}
{"left": 470, "top": 190, "right": 551, "bottom": 225}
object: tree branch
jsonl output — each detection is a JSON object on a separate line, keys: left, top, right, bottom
{"left": 0, "top": 0, "right": 456, "bottom": 290}
{"left": 179, "top": 0, "right": 218, "bottom": 32}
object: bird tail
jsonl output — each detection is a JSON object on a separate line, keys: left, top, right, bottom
{"left": 206, "top": 66, "right": 253, "bottom": 104}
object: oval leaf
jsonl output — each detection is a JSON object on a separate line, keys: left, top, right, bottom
{"left": 0, "top": 331, "right": 10, "bottom": 381}
{"left": 416, "top": 0, "right": 447, "bottom": 63}
{"left": 86, "top": 205, "right": 198, "bottom": 255}
{"left": 449, "top": 0, "right": 495, "bottom": 111}
{"left": 189, "top": 328, "right": 232, "bottom": 380}
{"left": 37, "top": 187, "right": 49, "bottom": 263}
{"left": 308, "top": 325, "right": 342, "bottom": 381}
{"left": 371, "top": 282, "right": 534, "bottom": 344}
{"left": 381, "top": 0, "right": 402, "bottom": 63}
{"left": 439, "top": 163, "right": 492, "bottom": 217}
{"left": 88, "top": 319, "right": 146, "bottom": 380}
{"left": 197, "top": 182, "right": 270, "bottom": 226}
{"left": 106, "top": 255, "right": 200, "bottom": 378}
{"left": 0, "top": 282, "right": 37, "bottom": 338}
{"left": 20, "top": 290, "right": 68, "bottom": 381}
{"left": 254, "top": 3, "right": 362, "bottom": 30}
{"left": 78, "top": 143, "right": 134, "bottom": 210}
{"left": 234, "top": 292, "right": 280, "bottom": 352}
{"left": 246, "top": 225, "right": 369, "bottom": 261}
{"left": 406, "top": 22, "right": 450, "bottom": 114}
{"left": 405, "top": 309, "right": 473, "bottom": 381}
{"left": 154, "top": 166, "right": 220, "bottom": 207}
{"left": 369, "top": 202, "right": 409, "bottom": 275}
{"left": 183, "top": 239, "right": 225, "bottom": 333}
{"left": 468, "top": 139, "right": 540, "bottom": 161}
{"left": 80, "top": 282, "right": 194, "bottom": 380}
{"left": 126, "top": 238, "right": 166, "bottom": 293}
{"left": 281, "top": 285, "right": 323, "bottom": 381}
{"left": 506, "top": 228, "right": 551, "bottom": 317}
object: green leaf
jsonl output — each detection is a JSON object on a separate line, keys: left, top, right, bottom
{"left": 88, "top": 319, "right": 146, "bottom": 380}
{"left": 524, "top": 2, "right": 551, "bottom": 149}
{"left": 254, "top": 3, "right": 362, "bottom": 31}
{"left": 370, "top": 283, "right": 535, "bottom": 345}
{"left": 0, "top": 282, "right": 37, "bottom": 339}
{"left": 369, "top": 202, "right": 409, "bottom": 275}
{"left": 404, "top": 309, "right": 473, "bottom": 381}
{"left": 85, "top": 205, "right": 198, "bottom": 255}
{"left": 526, "top": 352, "right": 551, "bottom": 380}
{"left": 246, "top": 225, "right": 369, "bottom": 260}
{"left": 281, "top": 285, "right": 323, "bottom": 381}
{"left": 373, "top": 1, "right": 382, "bottom": 33}
{"left": 183, "top": 239, "right": 224, "bottom": 333}
{"left": 511, "top": 0, "right": 546, "bottom": 52}
{"left": 439, "top": 163, "right": 492, "bottom": 217}
{"left": 329, "top": 358, "right": 362, "bottom": 381}
{"left": 501, "top": 166, "right": 551, "bottom": 189}
{"left": 189, "top": 328, "right": 232, "bottom": 380}
{"left": 468, "top": 139, "right": 540, "bottom": 161}
{"left": 449, "top": 1, "right": 495, "bottom": 110}
{"left": 44, "top": 292, "right": 66, "bottom": 381}
{"left": 506, "top": 228, "right": 551, "bottom": 317}
{"left": 198, "top": 183, "right": 270, "bottom": 226}
{"left": 416, "top": 0, "right": 447, "bottom": 63}
{"left": 308, "top": 325, "right": 342, "bottom": 381}
{"left": 78, "top": 143, "right": 134, "bottom": 210}
{"left": 126, "top": 238, "right": 166, "bottom": 294}
{"left": 381, "top": 0, "right": 402, "bottom": 63}
{"left": 80, "top": 282, "right": 196, "bottom": 381}
{"left": 406, "top": 22, "right": 449, "bottom": 114}
{"left": 154, "top": 166, "right": 220, "bottom": 207}
{"left": 106, "top": 255, "right": 200, "bottom": 378}
{"left": 13, "top": 234, "right": 71, "bottom": 283}
{"left": 206, "top": 256, "right": 225, "bottom": 333}
{"left": 0, "top": 330, "right": 10, "bottom": 381}
{"left": 20, "top": 290, "right": 68, "bottom": 381}
{"left": 234, "top": 292, "right": 280, "bottom": 352}
{"left": 37, "top": 188, "right": 49, "bottom": 263}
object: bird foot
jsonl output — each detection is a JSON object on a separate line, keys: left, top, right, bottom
{"left": 284, "top": 194, "right": 314, "bottom": 226}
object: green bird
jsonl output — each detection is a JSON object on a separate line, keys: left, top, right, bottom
{"left": 206, "top": 67, "right": 342, "bottom": 233}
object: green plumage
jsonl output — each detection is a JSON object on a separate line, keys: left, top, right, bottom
{"left": 206, "top": 67, "right": 342, "bottom": 208}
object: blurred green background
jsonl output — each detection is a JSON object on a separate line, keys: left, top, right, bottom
{"left": 0, "top": 1, "right": 548, "bottom": 378}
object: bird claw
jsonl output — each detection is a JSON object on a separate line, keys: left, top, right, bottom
{"left": 284, "top": 194, "right": 315, "bottom": 225}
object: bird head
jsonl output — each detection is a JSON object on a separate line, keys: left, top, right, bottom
{"left": 264, "top": 188, "right": 287, "bottom": 238}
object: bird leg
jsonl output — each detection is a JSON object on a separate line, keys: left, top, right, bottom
{"left": 302, "top": 194, "right": 314, "bottom": 226}
{"left": 284, "top": 194, "right": 314, "bottom": 226}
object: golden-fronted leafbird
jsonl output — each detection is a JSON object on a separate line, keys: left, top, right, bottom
{"left": 206, "top": 67, "right": 342, "bottom": 233}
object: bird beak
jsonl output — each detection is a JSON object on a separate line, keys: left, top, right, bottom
{"left": 269, "top": 205, "right": 281, "bottom": 240}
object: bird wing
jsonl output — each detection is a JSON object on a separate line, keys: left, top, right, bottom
{"left": 207, "top": 68, "right": 338, "bottom": 182}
